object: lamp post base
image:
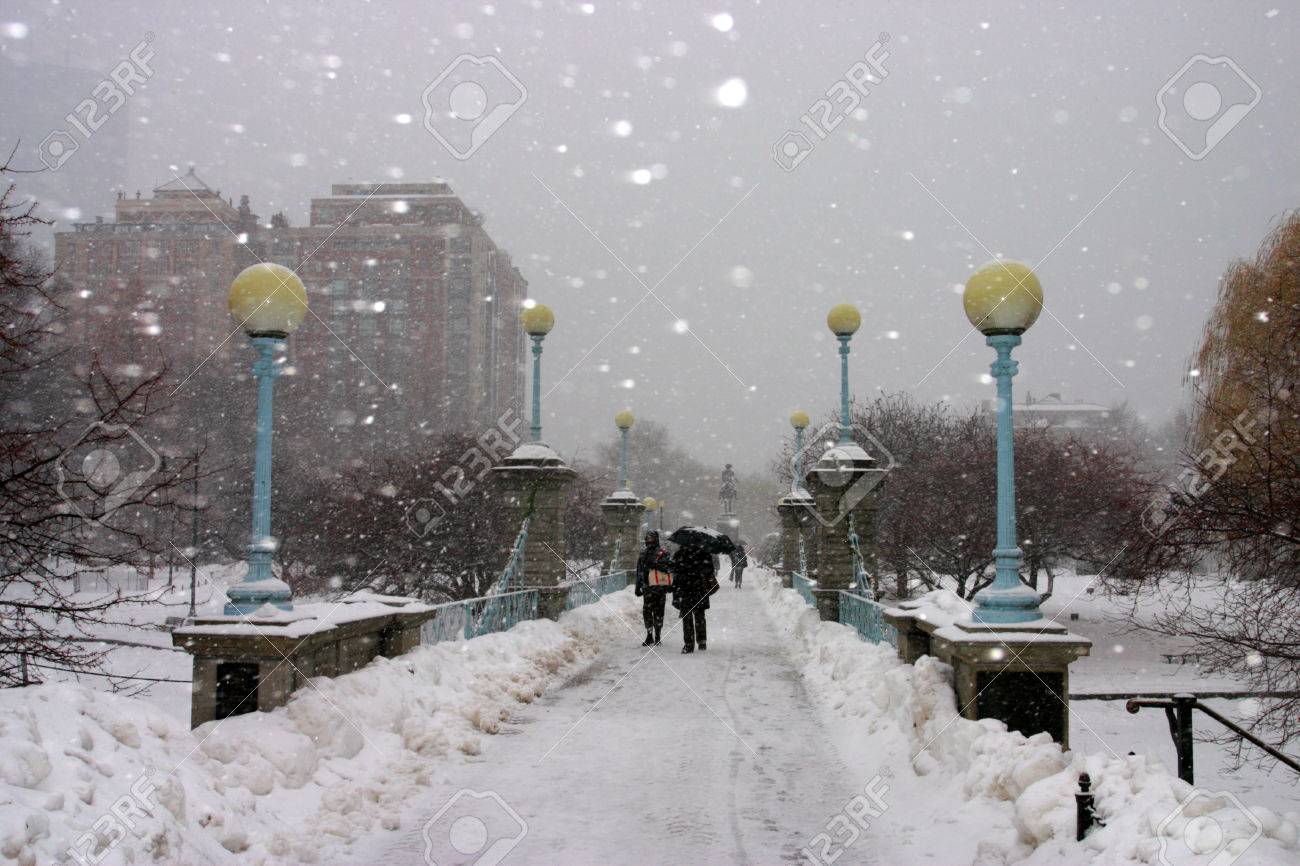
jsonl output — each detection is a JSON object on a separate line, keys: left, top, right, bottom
{"left": 971, "top": 584, "right": 1042, "bottom": 625}
{"left": 225, "top": 577, "right": 293, "bottom": 616}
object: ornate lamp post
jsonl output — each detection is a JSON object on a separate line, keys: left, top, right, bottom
{"left": 963, "top": 260, "right": 1044, "bottom": 624}
{"left": 520, "top": 302, "right": 555, "bottom": 442}
{"left": 224, "top": 263, "right": 308, "bottom": 615}
{"left": 614, "top": 409, "right": 635, "bottom": 492}
{"left": 789, "top": 409, "right": 810, "bottom": 494}
{"left": 826, "top": 304, "right": 862, "bottom": 445}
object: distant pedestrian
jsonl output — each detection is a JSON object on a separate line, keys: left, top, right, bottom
{"left": 634, "top": 531, "right": 672, "bottom": 646}
{"left": 671, "top": 542, "right": 718, "bottom": 653}
{"left": 731, "top": 541, "right": 748, "bottom": 588}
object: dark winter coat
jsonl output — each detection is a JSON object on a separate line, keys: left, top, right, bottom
{"left": 732, "top": 545, "right": 749, "bottom": 571}
{"left": 671, "top": 545, "right": 717, "bottom": 611}
{"left": 635, "top": 544, "right": 673, "bottom": 597}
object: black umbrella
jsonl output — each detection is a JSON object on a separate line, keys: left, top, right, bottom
{"left": 669, "top": 526, "right": 736, "bottom": 554}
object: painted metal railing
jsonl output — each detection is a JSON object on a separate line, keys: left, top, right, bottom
{"left": 563, "top": 570, "right": 630, "bottom": 611}
{"left": 419, "top": 589, "right": 541, "bottom": 645}
{"left": 792, "top": 571, "right": 817, "bottom": 607}
{"left": 847, "top": 513, "right": 871, "bottom": 597}
{"left": 837, "top": 589, "right": 898, "bottom": 647}
{"left": 492, "top": 517, "right": 530, "bottom": 594}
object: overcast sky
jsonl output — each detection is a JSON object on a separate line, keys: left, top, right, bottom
{"left": 3, "top": 1, "right": 1296, "bottom": 472}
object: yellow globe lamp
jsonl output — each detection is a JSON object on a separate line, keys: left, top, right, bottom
{"left": 642, "top": 496, "right": 657, "bottom": 511}
{"left": 963, "top": 261, "right": 1043, "bottom": 336}
{"left": 615, "top": 409, "right": 635, "bottom": 430}
{"left": 789, "top": 409, "right": 810, "bottom": 430}
{"left": 520, "top": 302, "right": 556, "bottom": 336}
{"left": 228, "top": 263, "right": 308, "bottom": 337}
{"left": 826, "top": 303, "right": 862, "bottom": 337}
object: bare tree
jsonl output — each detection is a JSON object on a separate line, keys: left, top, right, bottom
{"left": 0, "top": 160, "right": 207, "bottom": 687}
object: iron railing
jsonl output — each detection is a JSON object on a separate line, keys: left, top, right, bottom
{"left": 491, "top": 517, "right": 530, "bottom": 594}
{"left": 792, "top": 571, "right": 817, "bottom": 607}
{"left": 564, "top": 570, "right": 630, "bottom": 611}
{"left": 837, "top": 589, "right": 898, "bottom": 647}
{"left": 419, "top": 589, "right": 541, "bottom": 645}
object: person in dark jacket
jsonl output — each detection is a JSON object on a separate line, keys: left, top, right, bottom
{"left": 731, "top": 541, "right": 749, "bottom": 588}
{"left": 634, "top": 531, "right": 672, "bottom": 646}
{"left": 671, "top": 542, "right": 717, "bottom": 653}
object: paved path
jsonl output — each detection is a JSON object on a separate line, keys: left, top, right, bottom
{"left": 355, "top": 581, "right": 869, "bottom": 865}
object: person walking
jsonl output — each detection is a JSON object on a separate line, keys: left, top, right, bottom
{"left": 634, "top": 530, "right": 672, "bottom": 646}
{"left": 671, "top": 541, "right": 717, "bottom": 653}
{"left": 731, "top": 541, "right": 748, "bottom": 588}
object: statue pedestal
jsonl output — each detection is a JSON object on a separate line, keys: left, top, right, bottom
{"left": 715, "top": 514, "right": 740, "bottom": 544}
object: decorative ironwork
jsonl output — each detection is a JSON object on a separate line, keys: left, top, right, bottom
{"left": 420, "top": 589, "right": 541, "bottom": 645}
{"left": 564, "top": 570, "right": 630, "bottom": 611}
{"left": 846, "top": 513, "right": 871, "bottom": 598}
{"left": 492, "top": 516, "right": 530, "bottom": 594}
{"left": 837, "top": 590, "right": 898, "bottom": 647}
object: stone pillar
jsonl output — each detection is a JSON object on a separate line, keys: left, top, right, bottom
{"left": 600, "top": 491, "right": 644, "bottom": 575}
{"left": 804, "top": 444, "right": 888, "bottom": 621}
{"left": 931, "top": 621, "right": 1091, "bottom": 747}
{"left": 776, "top": 491, "right": 814, "bottom": 589}
{"left": 492, "top": 443, "right": 577, "bottom": 620}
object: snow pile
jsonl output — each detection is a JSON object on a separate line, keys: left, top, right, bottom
{"left": 755, "top": 571, "right": 1299, "bottom": 866}
{"left": 0, "top": 588, "right": 640, "bottom": 865}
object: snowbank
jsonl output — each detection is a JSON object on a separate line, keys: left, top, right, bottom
{"left": 0, "top": 588, "right": 640, "bottom": 865}
{"left": 754, "top": 571, "right": 1300, "bottom": 866}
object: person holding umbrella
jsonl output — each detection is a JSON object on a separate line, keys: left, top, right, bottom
{"left": 668, "top": 527, "right": 732, "bottom": 653}
{"left": 634, "top": 530, "right": 672, "bottom": 647}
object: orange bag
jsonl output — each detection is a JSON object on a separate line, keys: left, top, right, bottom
{"left": 648, "top": 569, "right": 673, "bottom": 587}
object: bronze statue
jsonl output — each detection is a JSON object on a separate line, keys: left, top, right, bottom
{"left": 719, "top": 464, "right": 737, "bottom": 515}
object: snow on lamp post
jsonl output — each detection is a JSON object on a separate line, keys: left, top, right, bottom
{"left": 789, "top": 409, "right": 810, "bottom": 494}
{"left": 826, "top": 304, "right": 861, "bottom": 446}
{"left": 520, "top": 301, "right": 555, "bottom": 443}
{"left": 614, "top": 409, "right": 634, "bottom": 492}
{"left": 963, "top": 260, "right": 1044, "bottom": 624}
{"left": 224, "top": 263, "right": 308, "bottom": 615}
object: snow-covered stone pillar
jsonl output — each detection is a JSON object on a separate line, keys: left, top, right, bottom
{"left": 600, "top": 491, "right": 644, "bottom": 575}
{"left": 492, "top": 442, "right": 576, "bottom": 619}
{"left": 805, "top": 444, "right": 887, "bottom": 621}
{"left": 776, "top": 490, "right": 815, "bottom": 589}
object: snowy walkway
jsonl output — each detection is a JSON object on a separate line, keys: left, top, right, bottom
{"left": 355, "top": 582, "right": 868, "bottom": 865}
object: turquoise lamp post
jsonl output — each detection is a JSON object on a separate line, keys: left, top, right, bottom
{"left": 789, "top": 409, "right": 810, "bottom": 493}
{"left": 963, "top": 261, "right": 1045, "bottom": 624}
{"left": 826, "top": 304, "right": 861, "bottom": 445}
{"left": 224, "top": 263, "right": 308, "bottom": 615}
{"left": 520, "top": 302, "right": 555, "bottom": 442}
{"left": 615, "top": 409, "right": 634, "bottom": 491}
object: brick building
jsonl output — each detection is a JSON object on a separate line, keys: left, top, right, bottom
{"left": 53, "top": 172, "right": 528, "bottom": 441}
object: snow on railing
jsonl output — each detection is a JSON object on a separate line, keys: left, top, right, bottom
{"left": 490, "top": 516, "right": 531, "bottom": 595}
{"left": 419, "top": 589, "right": 540, "bottom": 645}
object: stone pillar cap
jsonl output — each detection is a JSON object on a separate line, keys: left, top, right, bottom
{"left": 498, "top": 442, "right": 568, "bottom": 468}
{"left": 602, "top": 489, "right": 643, "bottom": 506}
